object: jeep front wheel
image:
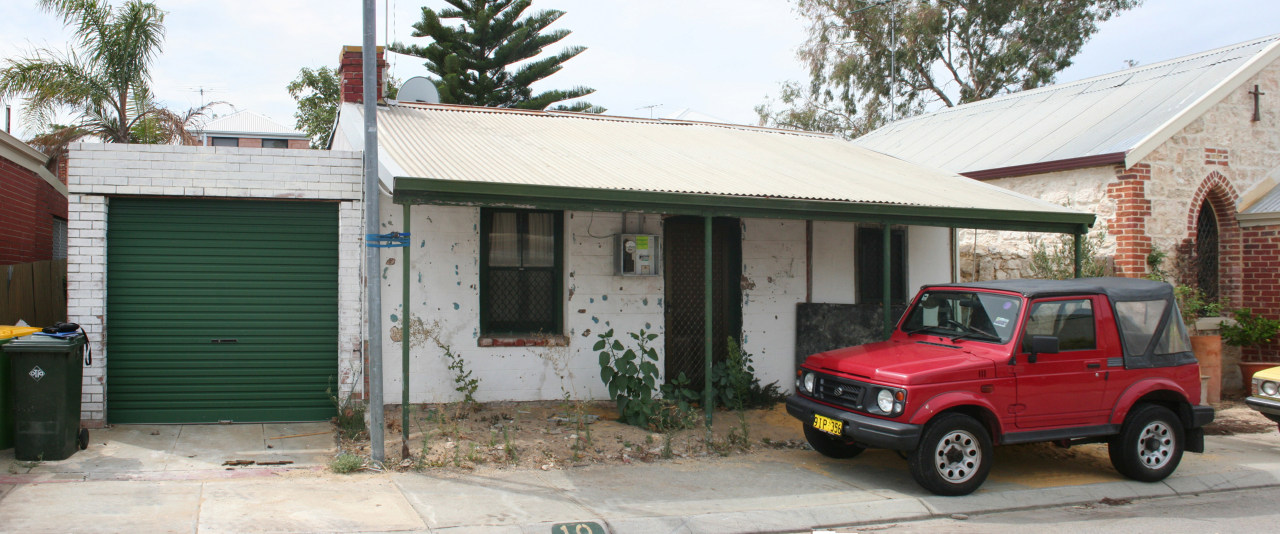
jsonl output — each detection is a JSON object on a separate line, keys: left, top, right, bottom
{"left": 802, "top": 424, "right": 866, "bottom": 459}
{"left": 908, "top": 413, "right": 992, "bottom": 496}
{"left": 1109, "top": 404, "right": 1184, "bottom": 482}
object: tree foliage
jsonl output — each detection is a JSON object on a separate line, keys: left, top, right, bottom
{"left": 0, "top": 0, "right": 220, "bottom": 154}
{"left": 760, "top": 0, "right": 1140, "bottom": 137}
{"left": 286, "top": 66, "right": 399, "bottom": 149}
{"left": 391, "top": 0, "right": 601, "bottom": 112}
{"left": 286, "top": 66, "right": 340, "bottom": 149}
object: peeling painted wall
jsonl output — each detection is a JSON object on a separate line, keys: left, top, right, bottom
{"left": 739, "top": 219, "right": 805, "bottom": 391}
{"left": 378, "top": 203, "right": 663, "bottom": 404}
{"left": 379, "top": 199, "right": 955, "bottom": 404}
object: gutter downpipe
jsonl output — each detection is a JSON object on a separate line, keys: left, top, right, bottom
{"left": 362, "top": 0, "right": 385, "bottom": 464}
{"left": 402, "top": 204, "right": 411, "bottom": 457}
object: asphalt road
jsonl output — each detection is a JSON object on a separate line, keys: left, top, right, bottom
{"left": 839, "top": 486, "right": 1280, "bottom": 533}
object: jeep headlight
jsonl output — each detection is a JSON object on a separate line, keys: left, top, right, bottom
{"left": 802, "top": 372, "right": 816, "bottom": 394}
{"left": 876, "top": 389, "right": 895, "bottom": 412}
{"left": 870, "top": 387, "right": 906, "bottom": 416}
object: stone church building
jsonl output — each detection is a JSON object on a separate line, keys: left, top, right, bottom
{"left": 857, "top": 34, "right": 1280, "bottom": 391}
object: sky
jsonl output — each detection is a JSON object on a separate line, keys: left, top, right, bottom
{"left": 1, "top": 0, "right": 1279, "bottom": 140}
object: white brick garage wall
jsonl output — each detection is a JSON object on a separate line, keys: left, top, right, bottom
{"left": 65, "top": 143, "right": 363, "bottom": 426}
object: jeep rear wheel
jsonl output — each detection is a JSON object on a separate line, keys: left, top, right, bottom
{"left": 803, "top": 424, "right": 866, "bottom": 459}
{"left": 1109, "top": 404, "right": 1184, "bottom": 482}
{"left": 908, "top": 413, "right": 992, "bottom": 496}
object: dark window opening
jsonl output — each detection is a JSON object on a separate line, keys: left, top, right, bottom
{"left": 262, "top": 138, "right": 289, "bottom": 149}
{"left": 480, "top": 208, "right": 563, "bottom": 335}
{"left": 856, "top": 226, "right": 907, "bottom": 306}
{"left": 210, "top": 137, "right": 238, "bottom": 147}
{"left": 1195, "top": 199, "right": 1219, "bottom": 300}
{"left": 52, "top": 217, "right": 67, "bottom": 260}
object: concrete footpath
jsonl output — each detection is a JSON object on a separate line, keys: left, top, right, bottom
{"left": 0, "top": 425, "right": 1278, "bottom": 533}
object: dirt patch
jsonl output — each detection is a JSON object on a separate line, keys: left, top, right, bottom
{"left": 1204, "top": 398, "right": 1279, "bottom": 435}
{"left": 339, "top": 401, "right": 807, "bottom": 472}
{"left": 333, "top": 397, "right": 1278, "bottom": 472}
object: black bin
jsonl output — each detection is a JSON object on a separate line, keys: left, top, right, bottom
{"left": 3, "top": 333, "right": 88, "bottom": 461}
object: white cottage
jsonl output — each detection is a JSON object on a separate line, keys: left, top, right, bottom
{"left": 332, "top": 48, "right": 1094, "bottom": 407}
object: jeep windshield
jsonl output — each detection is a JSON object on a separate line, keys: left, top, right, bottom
{"left": 900, "top": 290, "right": 1021, "bottom": 344}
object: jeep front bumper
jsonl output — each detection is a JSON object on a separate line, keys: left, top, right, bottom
{"left": 786, "top": 394, "right": 921, "bottom": 450}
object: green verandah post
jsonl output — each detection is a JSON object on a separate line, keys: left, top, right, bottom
{"left": 1073, "top": 226, "right": 1085, "bottom": 278}
{"left": 883, "top": 224, "right": 892, "bottom": 339}
{"left": 703, "top": 215, "right": 714, "bottom": 429}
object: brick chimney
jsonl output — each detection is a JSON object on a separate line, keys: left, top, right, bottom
{"left": 338, "top": 45, "right": 387, "bottom": 104}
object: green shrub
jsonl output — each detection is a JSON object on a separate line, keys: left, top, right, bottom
{"left": 330, "top": 453, "right": 365, "bottom": 474}
{"left": 596, "top": 328, "right": 662, "bottom": 428}
{"left": 1221, "top": 308, "right": 1280, "bottom": 347}
{"left": 1028, "top": 227, "right": 1111, "bottom": 280}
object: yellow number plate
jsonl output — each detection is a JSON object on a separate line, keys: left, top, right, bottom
{"left": 812, "top": 414, "right": 842, "bottom": 436}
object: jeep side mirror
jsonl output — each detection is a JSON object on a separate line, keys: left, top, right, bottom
{"left": 1028, "top": 335, "right": 1059, "bottom": 363}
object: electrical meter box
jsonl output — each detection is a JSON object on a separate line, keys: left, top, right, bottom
{"left": 616, "top": 234, "right": 661, "bottom": 276}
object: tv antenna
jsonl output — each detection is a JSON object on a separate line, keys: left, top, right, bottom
{"left": 636, "top": 104, "right": 662, "bottom": 118}
{"left": 185, "top": 86, "right": 224, "bottom": 108}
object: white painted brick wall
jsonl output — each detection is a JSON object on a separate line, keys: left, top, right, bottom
{"left": 377, "top": 204, "right": 670, "bottom": 403}
{"left": 381, "top": 206, "right": 960, "bottom": 404}
{"left": 741, "top": 219, "right": 806, "bottom": 391}
{"left": 65, "top": 143, "right": 363, "bottom": 424}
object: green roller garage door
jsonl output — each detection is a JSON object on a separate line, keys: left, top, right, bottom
{"left": 107, "top": 199, "right": 339, "bottom": 423}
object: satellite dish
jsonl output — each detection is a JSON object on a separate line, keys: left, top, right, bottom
{"left": 397, "top": 76, "right": 440, "bottom": 104}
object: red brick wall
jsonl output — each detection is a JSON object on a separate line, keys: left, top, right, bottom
{"left": 1240, "top": 223, "right": 1280, "bottom": 362}
{"left": 338, "top": 46, "right": 386, "bottom": 104}
{"left": 238, "top": 137, "right": 263, "bottom": 149}
{"left": 1105, "top": 163, "right": 1153, "bottom": 277}
{"left": 288, "top": 139, "right": 310, "bottom": 150}
{"left": 1184, "top": 171, "right": 1243, "bottom": 308}
{"left": 0, "top": 157, "right": 67, "bottom": 264}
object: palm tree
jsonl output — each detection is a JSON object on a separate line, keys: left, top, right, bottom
{"left": 0, "top": 0, "right": 217, "bottom": 154}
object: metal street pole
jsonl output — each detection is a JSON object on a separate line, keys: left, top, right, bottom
{"left": 362, "top": 0, "right": 384, "bottom": 464}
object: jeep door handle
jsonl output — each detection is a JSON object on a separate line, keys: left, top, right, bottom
{"left": 1086, "top": 363, "right": 1101, "bottom": 369}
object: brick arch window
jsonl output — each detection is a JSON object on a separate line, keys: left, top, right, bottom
{"left": 1185, "top": 171, "right": 1241, "bottom": 307}
{"left": 1194, "top": 198, "right": 1219, "bottom": 299}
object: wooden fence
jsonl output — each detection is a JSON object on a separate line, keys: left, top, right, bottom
{"left": 2, "top": 259, "right": 68, "bottom": 327}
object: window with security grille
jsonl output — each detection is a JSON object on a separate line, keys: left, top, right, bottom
{"left": 480, "top": 209, "right": 563, "bottom": 335}
{"left": 856, "top": 226, "right": 907, "bottom": 305}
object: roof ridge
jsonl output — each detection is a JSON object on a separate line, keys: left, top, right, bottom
{"left": 386, "top": 101, "right": 836, "bottom": 138}
{"left": 878, "top": 33, "right": 1280, "bottom": 129}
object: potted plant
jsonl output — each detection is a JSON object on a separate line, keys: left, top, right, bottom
{"left": 1175, "top": 285, "right": 1225, "bottom": 403}
{"left": 1220, "top": 308, "right": 1280, "bottom": 392}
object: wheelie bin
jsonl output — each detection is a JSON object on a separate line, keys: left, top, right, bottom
{"left": 0, "top": 326, "right": 41, "bottom": 451}
{"left": 2, "top": 332, "right": 89, "bottom": 461}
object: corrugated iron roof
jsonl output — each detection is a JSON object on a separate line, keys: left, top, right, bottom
{"left": 201, "top": 110, "right": 307, "bottom": 138}
{"left": 1245, "top": 185, "right": 1280, "bottom": 214}
{"left": 363, "top": 102, "right": 1081, "bottom": 217}
{"left": 1240, "top": 177, "right": 1280, "bottom": 227}
{"left": 855, "top": 34, "right": 1280, "bottom": 175}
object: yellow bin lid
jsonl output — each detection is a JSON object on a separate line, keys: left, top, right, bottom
{"left": 0, "top": 326, "right": 42, "bottom": 341}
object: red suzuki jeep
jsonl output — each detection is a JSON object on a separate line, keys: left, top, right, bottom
{"left": 787, "top": 278, "right": 1214, "bottom": 496}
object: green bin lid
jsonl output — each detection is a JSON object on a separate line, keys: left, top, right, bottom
{"left": 1, "top": 333, "right": 87, "bottom": 353}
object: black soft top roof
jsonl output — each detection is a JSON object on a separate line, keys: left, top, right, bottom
{"left": 928, "top": 277, "right": 1173, "bottom": 302}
